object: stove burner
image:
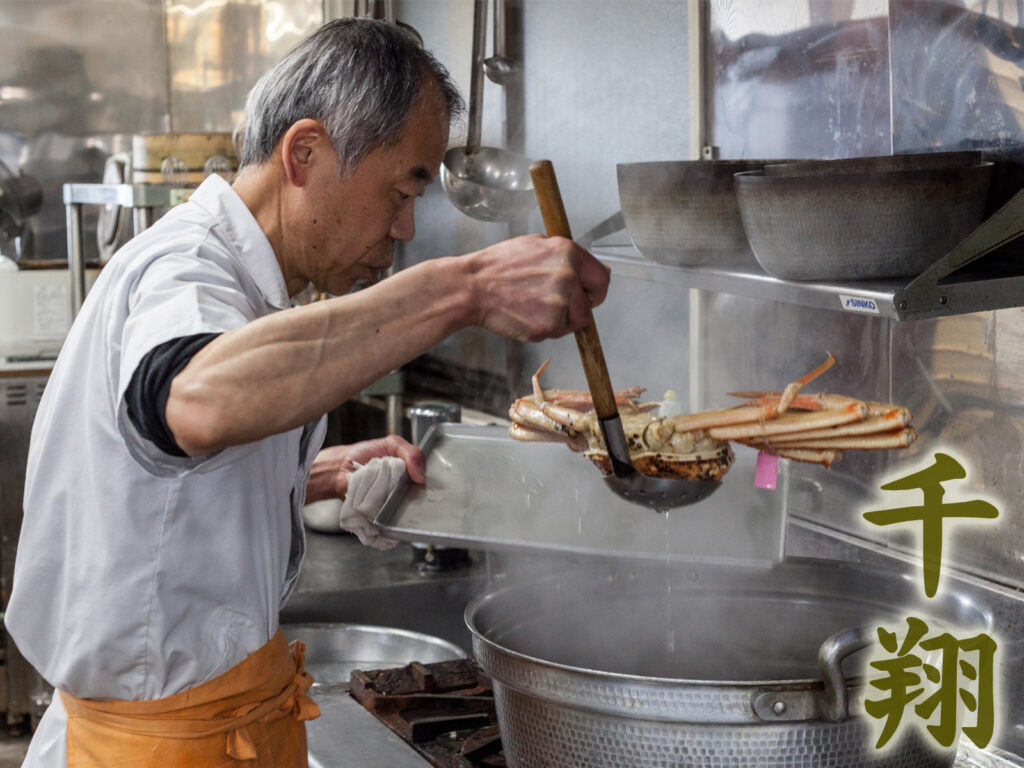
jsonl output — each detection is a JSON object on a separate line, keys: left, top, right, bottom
{"left": 350, "top": 658, "right": 504, "bottom": 767}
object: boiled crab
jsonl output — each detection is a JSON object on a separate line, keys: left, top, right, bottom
{"left": 508, "top": 353, "right": 916, "bottom": 481}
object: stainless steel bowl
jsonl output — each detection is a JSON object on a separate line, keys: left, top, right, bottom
{"left": 763, "top": 150, "right": 983, "bottom": 177}
{"left": 616, "top": 160, "right": 778, "bottom": 267}
{"left": 283, "top": 622, "right": 467, "bottom": 691}
{"left": 735, "top": 162, "right": 994, "bottom": 281}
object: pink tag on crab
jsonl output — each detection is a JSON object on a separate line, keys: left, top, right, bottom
{"left": 754, "top": 451, "right": 779, "bottom": 490}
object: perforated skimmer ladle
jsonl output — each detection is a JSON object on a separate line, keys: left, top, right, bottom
{"left": 530, "top": 160, "right": 722, "bottom": 510}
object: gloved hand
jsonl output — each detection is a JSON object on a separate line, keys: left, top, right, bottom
{"left": 339, "top": 456, "right": 406, "bottom": 550}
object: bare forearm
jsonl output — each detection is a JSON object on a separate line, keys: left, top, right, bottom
{"left": 167, "top": 257, "right": 474, "bottom": 455}
{"left": 166, "top": 233, "right": 609, "bottom": 457}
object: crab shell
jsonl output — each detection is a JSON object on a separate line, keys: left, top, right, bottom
{"left": 583, "top": 427, "right": 736, "bottom": 482}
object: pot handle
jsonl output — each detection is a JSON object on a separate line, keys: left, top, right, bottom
{"left": 817, "top": 623, "right": 876, "bottom": 722}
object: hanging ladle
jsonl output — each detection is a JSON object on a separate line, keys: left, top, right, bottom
{"left": 440, "top": 0, "right": 534, "bottom": 222}
{"left": 530, "top": 160, "right": 722, "bottom": 510}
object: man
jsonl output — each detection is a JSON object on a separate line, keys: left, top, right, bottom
{"left": 6, "top": 18, "right": 609, "bottom": 767}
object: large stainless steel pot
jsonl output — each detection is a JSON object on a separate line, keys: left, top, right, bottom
{"left": 466, "top": 558, "right": 991, "bottom": 767}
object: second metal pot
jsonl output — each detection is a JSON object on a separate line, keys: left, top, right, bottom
{"left": 466, "top": 557, "right": 990, "bottom": 767}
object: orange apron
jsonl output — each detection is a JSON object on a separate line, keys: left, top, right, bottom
{"left": 59, "top": 629, "right": 320, "bottom": 768}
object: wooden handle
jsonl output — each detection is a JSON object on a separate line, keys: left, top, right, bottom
{"left": 530, "top": 160, "right": 619, "bottom": 422}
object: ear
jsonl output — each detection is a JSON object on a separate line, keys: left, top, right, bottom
{"left": 279, "top": 119, "right": 328, "bottom": 187}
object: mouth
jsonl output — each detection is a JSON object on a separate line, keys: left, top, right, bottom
{"left": 368, "top": 243, "right": 395, "bottom": 277}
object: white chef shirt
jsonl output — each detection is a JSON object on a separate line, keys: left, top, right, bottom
{"left": 6, "top": 176, "right": 326, "bottom": 718}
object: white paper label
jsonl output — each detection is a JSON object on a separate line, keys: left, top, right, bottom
{"left": 838, "top": 294, "right": 881, "bottom": 314}
{"left": 34, "top": 283, "right": 69, "bottom": 338}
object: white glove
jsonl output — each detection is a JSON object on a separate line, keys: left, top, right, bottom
{"left": 339, "top": 456, "right": 406, "bottom": 550}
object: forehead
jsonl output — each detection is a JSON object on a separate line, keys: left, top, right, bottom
{"left": 389, "top": 80, "right": 450, "bottom": 182}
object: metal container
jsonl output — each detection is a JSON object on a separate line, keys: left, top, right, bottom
{"left": 762, "top": 151, "right": 983, "bottom": 177}
{"left": 466, "top": 558, "right": 990, "bottom": 767}
{"left": 409, "top": 402, "right": 462, "bottom": 446}
{"left": 734, "top": 162, "right": 994, "bottom": 281}
{"left": 616, "top": 160, "right": 777, "bottom": 268}
{"left": 283, "top": 622, "right": 466, "bottom": 692}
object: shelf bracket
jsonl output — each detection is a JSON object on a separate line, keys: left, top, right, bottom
{"left": 897, "top": 188, "right": 1024, "bottom": 319}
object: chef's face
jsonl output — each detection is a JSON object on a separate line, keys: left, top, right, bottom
{"left": 298, "top": 77, "right": 449, "bottom": 296}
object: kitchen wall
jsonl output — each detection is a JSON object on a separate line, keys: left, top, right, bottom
{"left": 396, "top": 0, "right": 695, "bottom": 405}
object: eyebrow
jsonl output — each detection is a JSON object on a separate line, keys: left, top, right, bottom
{"left": 409, "top": 165, "right": 435, "bottom": 184}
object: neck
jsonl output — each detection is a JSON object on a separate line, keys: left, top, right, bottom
{"left": 232, "top": 165, "right": 307, "bottom": 295}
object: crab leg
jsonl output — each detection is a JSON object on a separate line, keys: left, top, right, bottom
{"left": 777, "top": 352, "right": 836, "bottom": 413}
{"left": 751, "top": 410, "right": 911, "bottom": 444}
{"left": 538, "top": 387, "right": 647, "bottom": 408}
{"left": 509, "top": 422, "right": 588, "bottom": 452}
{"left": 531, "top": 358, "right": 645, "bottom": 409}
{"left": 707, "top": 402, "right": 867, "bottom": 441}
{"left": 730, "top": 391, "right": 855, "bottom": 411}
{"left": 732, "top": 391, "right": 910, "bottom": 419}
{"left": 657, "top": 404, "right": 779, "bottom": 438}
{"left": 741, "top": 427, "right": 917, "bottom": 451}
{"left": 509, "top": 397, "right": 589, "bottom": 436}
{"left": 531, "top": 358, "right": 553, "bottom": 400}
{"left": 768, "top": 447, "right": 844, "bottom": 467}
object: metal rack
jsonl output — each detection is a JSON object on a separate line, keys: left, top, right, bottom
{"left": 595, "top": 188, "right": 1024, "bottom": 322}
{"left": 63, "top": 182, "right": 194, "bottom": 317}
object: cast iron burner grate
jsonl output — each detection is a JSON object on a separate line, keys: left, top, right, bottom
{"left": 349, "top": 658, "right": 504, "bottom": 767}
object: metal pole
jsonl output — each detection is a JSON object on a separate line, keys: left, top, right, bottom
{"left": 65, "top": 202, "right": 86, "bottom": 319}
{"left": 132, "top": 207, "right": 153, "bottom": 236}
{"left": 467, "top": 0, "right": 488, "bottom": 149}
{"left": 385, "top": 394, "right": 403, "bottom": 437}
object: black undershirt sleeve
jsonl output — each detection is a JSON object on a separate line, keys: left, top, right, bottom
{"left": 125, "top": 333, "right": 223, "bottom": 457}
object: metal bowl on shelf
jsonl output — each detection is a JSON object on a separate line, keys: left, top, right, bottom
{"left": 616, "top": 160, "right": 781, "bottom": 268}
{"left": 762, "top": 150, "right": 983, "bottom": 177}
{"left": 734, "top": 160, "right": 994, "bottom": 282}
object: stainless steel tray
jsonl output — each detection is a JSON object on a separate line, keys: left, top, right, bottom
{"left": 375, "top": 423, "right": 789, "bottom": 564}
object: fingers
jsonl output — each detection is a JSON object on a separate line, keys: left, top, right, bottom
{"left": 468, "top": 234, "right": 611, "bottom": 342}
{"left": 572, "top": 244, "right": 612, "bottom": 309}
{"left": 545, "top": 237, "right": 610, "bottom": 335}
{"left": 386, "top": 436, "right": 426, "bottom": 484}
{"left": 351, "top": 435, "right": 426, "bottom": 484}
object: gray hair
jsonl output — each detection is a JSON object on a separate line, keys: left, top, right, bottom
{"left": 239, "top": 18, "right": 463, "bottom": 173}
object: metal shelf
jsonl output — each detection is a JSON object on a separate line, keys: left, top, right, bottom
{"left": 63, "top": 182, "right": 195, "bottom": 318}
{"left": 63, "top": 182, "right": 194, "bottom": 209}
{"left": 594, "top": 188, "right": 1024, "bottom": 322}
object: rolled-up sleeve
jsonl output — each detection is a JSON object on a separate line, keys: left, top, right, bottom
{"left": 114, "top": 245, "right": 262, "bottom": 477}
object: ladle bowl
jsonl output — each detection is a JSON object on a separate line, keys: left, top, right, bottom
{"left": 530, "top": 159, "right": 723, "bottom": 511}
{"left": 604, "top": 472, "right": 721, "bottom": 511}
{"left": 441, "top": 146, "right": 535, "bottom": 222}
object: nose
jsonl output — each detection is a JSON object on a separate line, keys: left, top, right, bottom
{"left": 389, "top": 202, "right": 416, "bottom": 242}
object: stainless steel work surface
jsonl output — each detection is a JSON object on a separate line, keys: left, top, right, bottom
{"left": 307, "top": 692, "right": 427, "bottom": 768}
{"left": 376, "top": 423, "right": 788, "bottom": 564}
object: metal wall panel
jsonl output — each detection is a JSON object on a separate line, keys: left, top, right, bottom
{"left": 165, "top": 0, "right": 323, "bottom": 132}
{"left": 891, "top": 0, "right": 1024, "bottom": 152}
{"left": 705, "top": 2, "right": 1024, "bottom": 747}
{"left": 395, "top": 0, "right": 693, "bottom": 394}
{"left": 710, "top": 0, "right": 891, "bottom": 159}
{"left": 706, "top": 0, "right": 1024, "bottom": 598}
